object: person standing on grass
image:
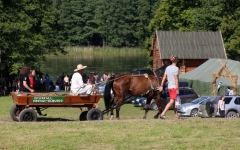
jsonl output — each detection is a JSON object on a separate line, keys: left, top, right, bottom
{"left": 217, "top": 96, "right": 226, "bottom": 118}
{"left": 29, "top": 69, "right": 37, "bottom": 91}
{"left": 64, "top": 75, "right": 70, "bottom": 92}
{"left": 45, "top": 73, "right": 50, "bottom": 92}
{"left": 159, "top": 55, "right": 180, "bottom": 119}
{"left": 19, "top": 64, "right": 34, "bottom": 93}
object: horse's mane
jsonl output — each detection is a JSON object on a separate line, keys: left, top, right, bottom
{"left": 155, "top": 65, "right": 169, "bottom": 77}
{"left": 116, "top": 73, "right": 129, "bottom": 78}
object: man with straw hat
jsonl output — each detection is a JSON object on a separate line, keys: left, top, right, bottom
{"left": 70, "top": 64, "right": 93, "bottom": 95}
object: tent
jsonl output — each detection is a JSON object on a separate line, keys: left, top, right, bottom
{"left": 179, "top": 58, "right": 240, "bottom": 96}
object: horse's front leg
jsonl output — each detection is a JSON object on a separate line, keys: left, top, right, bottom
{"left": 143, "top": 104, "right": 150, "bottom": 119}
{"left": 154, "top": 109, "right": 162, "bottom": 119}
{"left": 143, "top": 98, "right": 152, "bottom": 119}
{"left": 154, "top": 93, "right": 162, "bottom": 119}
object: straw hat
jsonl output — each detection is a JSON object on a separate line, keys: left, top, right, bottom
{"left": 74, "top": 64, "right": 87, "bottom": 71}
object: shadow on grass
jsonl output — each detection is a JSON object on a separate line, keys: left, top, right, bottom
{"left": 37, "top": 117, "right": 76, "bottom": 122}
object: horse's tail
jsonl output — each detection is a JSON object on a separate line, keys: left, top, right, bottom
{"left": 103, "top": 78, "right": 114, "bottom": 111}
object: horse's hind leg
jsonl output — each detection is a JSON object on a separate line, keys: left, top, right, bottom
{"left": 110, "top": 96, "right": 119, "bottom": 120}
{"left": 115, "top": 96, "right": 125, "bottom": 120}
{"left": 154, "top": 93, "right": 162, "bottom": 119}
{"left": 110, "top": 106, "right": 114, "bottom": 120}
{"left": 115, "top": 104, "right": 121, "bottom": 120}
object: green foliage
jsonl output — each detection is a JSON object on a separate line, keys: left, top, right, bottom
{"left": 148, "top": 0, "right": 240, "bottom": 60}
{"left": 220, "top": 11, "right": 240, "bottom": 58}
{"left": 1, "top": 0, "right": 240, "bottom": 74}
{"left": 0, "top": 0, "right": 65, "bottom": 75}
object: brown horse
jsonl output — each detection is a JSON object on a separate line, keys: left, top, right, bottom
{"left": 104, "top": 66, "right": 167, "bottom": 120}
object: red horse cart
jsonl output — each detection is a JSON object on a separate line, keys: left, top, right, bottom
{"left": 10, "top": 92, "right": 103, "bottom": 122}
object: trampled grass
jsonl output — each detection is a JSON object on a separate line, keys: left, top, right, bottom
{"left": 0, "top": 95, "right": 240, "bottom": 150}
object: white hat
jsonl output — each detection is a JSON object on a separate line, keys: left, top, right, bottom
{"left": 74, "top": 64, "right": 87, "bottom": 71}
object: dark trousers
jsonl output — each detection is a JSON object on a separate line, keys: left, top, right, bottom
{"left": 220, "top": 110, "right": 225, "bottom": 118}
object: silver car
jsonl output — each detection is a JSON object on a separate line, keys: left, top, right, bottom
{"left": 198, "top": 96, "right": 240, "bottom": 118}
{"left": 178, "top": 96, "right": 216, "bottom": 117}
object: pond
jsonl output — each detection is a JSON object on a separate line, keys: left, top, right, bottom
{"left": 39, "top": 47, "right": 149, "bottom": 82}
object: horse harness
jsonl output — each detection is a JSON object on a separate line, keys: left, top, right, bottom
{"left": 140, "top": 73, "right": 160, "bottom": 96}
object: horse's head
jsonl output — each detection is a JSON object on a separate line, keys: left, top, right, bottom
{"left": 155, "top": 65, "right": 168, "bottom": 78}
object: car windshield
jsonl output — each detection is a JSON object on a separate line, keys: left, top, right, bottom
{"left": 190, "top": 97, "right": 208, "bottom": 104}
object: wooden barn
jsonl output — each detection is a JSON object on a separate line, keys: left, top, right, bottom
{"left": 151, "top": 31, "right": 227, "bottom": 74}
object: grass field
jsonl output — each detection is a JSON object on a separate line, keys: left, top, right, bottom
{"left": 0, "top": 95, "right": 240, "bottom": 150}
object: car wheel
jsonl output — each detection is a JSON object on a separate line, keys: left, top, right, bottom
{"left": 226, "top": 111, "right": 238, "bottom": 118}
{"left": 190, "top": 109, "right": 198, "bottom": 117}
{"left": 150, "top": 102, "right": 158, "bottom": 110}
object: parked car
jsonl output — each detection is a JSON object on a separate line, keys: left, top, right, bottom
{"left": 140, "top": 86, "right": 199, "bottom": 110}
{"left": 95, "top": 81, "right": 136, "bottom": 103}
{"left": 137, "top": 98, "right": 158, "bottom": 110}
{"left": 132, "top": 97, "right": 146, "bottom": 107}
{"left": 95, "top": 81, "right": 106, "bottom": 95}
{"left": 178, "top": 96, "right": 217, "bottom": 117}
{"left": 198, "top": 96, "right": 240, "bottom": 118}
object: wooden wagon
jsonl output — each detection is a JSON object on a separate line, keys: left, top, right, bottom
{"left": 10, "top": 92, "right": 103, "bottom": 122}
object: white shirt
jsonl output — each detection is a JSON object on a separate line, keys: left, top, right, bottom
{"left": 165, "top": 65, "right": 179, "bottom": 88}
{"left": 229, "top": 90, "right": 233, "bottom": 95}
{"left": 219, "top": 101, "right": 225, "bottom": 110}
{"left": 70, "top": 72, "right": 84, "bottom": 93}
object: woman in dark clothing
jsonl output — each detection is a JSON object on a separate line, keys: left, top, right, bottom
{"left": 19, "top": 64, "right": 34, "bottom": 93}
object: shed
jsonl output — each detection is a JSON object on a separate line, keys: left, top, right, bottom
{"left": 151, "top": 31, "right": 227, "bottom": 73}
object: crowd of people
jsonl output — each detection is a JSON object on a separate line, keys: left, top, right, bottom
{"left": 0, "top": 63, "right": 115, "bottom": 96}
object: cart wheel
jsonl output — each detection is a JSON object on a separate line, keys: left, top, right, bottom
{"left": 87, "top": 108, "right": 103, "bottom": 121}
{"left": 10, "top": 104, "right": 20, "bottom": 121}
{"left": 79, "top": 111, "right": 88, "bottom": 121}
{"left": 19, "top": 109, "right": 37, "bottom": 122}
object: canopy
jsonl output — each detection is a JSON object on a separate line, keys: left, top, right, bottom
{"left": 179, "top": 58, "right": 240, "bottom": 96}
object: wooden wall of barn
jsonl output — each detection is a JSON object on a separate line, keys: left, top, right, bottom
{"left": 154, "top": 58, "right": 208, "bottom": 74}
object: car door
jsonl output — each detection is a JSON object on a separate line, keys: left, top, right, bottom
{"left": 179, "top": 89, "right": 187, "bottom": 104}
{"left": 224, "top": 96, "right": 233, "bottom": 111}
{"left": 233, "top": 97, "right": 240, "bottom": 113}
{"left": 179, "top": 89, "right": 197, "bottom": 104}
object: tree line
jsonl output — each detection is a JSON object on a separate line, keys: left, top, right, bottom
{"left": 0, "top": 0, "right": 239, "bottom": 75}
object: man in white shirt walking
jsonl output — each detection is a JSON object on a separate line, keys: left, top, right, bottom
{"left": 70, "top": 64, "right": 92, "bottom": 95}
{"left": 159, "top": 55, "right": 180, "bottom": 119}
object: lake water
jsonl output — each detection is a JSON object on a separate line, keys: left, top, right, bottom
{"left": 39, "top": 47, "right": 148, "bottom": 82}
